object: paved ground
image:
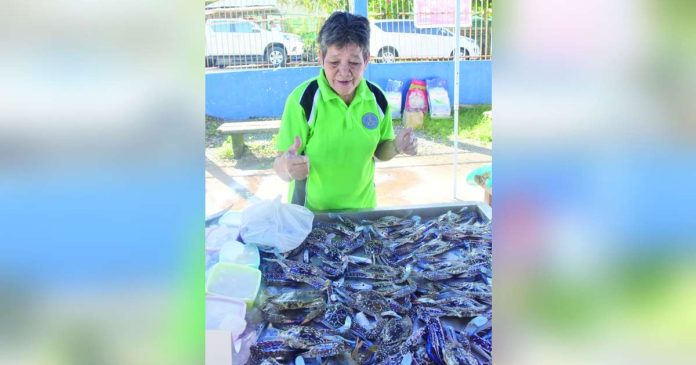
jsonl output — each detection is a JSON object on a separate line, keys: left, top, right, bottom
{"left": 205, "top": 141, "right": 491, "bottom": 217}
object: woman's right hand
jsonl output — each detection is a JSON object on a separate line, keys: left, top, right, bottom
{"left": 283, "top": 136, "right": 310, "bottom": 181}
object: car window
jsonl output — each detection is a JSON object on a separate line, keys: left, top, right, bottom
{"left": 415, "top": 27, "right": 436, "bottom": 35}
{"left": 376, "top": 21, "right": 413, "bottom": 33}
{"left": 401, "top": 21, "right": 413, "bottom": 33}
{"left": 376, "top": 21, "right": 396, "bottom": 32}
{"left": 234, "top": 22, "right": 255, "bottom": 33}
{"left": 436, "top": 28, "right": 452, "bottom": 36}
{"left": 210, "top": 23, "right": 233, "bottom": 33}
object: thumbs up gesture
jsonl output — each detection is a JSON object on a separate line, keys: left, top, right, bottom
{"left": 284, "top": 136, "right": 310, "bottom": 181}
{"left": 395, "top": 128, "right": 418, "bottom": 156}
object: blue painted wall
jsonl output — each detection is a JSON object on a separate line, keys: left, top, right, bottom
{"left": 206, "top": 60, "right": 491, "bottom": 120}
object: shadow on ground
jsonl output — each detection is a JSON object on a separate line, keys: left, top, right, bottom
{"left": 234, "top": 148, "right": 275, "bottom": 170}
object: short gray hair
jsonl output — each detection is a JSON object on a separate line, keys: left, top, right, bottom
{"left": 317, "top": 11, "right": 370, "bottom": 61}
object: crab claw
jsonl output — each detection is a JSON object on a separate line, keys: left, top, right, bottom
{"left": 425, "top": 317, "right": 447, "bottom": 365}
{"left": 337, "top": 315, "right": 352, "bottom": 333}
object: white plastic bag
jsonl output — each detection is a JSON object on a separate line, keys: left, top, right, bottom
{"left": 239, "top": 197, "right": 314, "bottom": 253}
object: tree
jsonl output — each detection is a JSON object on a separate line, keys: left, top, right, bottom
{"left": 279, "top": 0, "right": 348, "bottom": 15}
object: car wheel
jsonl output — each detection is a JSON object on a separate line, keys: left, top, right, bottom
{"left": 378, "top": 47, "right": 398, "bottom": 63}
{"left": 451, "top": 48, "right": 470, "bottom": 60}
{"left": 266, "top": 46, "right": 287, "bottom": 67}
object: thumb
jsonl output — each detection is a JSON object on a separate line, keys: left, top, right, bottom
{"left": 287, "top": 136, "right": 302, "bottom": 155}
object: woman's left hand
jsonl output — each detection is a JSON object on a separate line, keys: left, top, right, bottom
{"left": 395, "top": 128, "right": 418, "bottom": 155}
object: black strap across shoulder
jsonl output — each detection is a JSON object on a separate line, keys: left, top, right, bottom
{"left": 366, "top": 80, "right": 388, "bottom": 115}
{"left": 299, "top": 80, "right": 319, "bottom": 122}
{"left": 292, "top": 80, "right": 318, "bottom": 206}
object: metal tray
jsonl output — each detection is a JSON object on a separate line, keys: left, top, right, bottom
{"left": 206, "top": 201, "right": 491, "bottom": 227}
{"left": 313, "top": 201, "right": 491, "bottom": 224}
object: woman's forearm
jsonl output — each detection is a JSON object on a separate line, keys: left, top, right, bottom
{"left": 374, "top": 140, "right": 399, "bottom": 161}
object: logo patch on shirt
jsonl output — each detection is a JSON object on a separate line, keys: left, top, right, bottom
{"left": 362, "top": 112, "right": 378, "bottom": 130}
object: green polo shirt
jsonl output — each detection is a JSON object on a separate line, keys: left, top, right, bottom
{"left": 277, "top": 69, "right": 395, "bottom": 211}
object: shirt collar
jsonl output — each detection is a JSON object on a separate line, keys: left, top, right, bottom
{"left": 317, "top": 69, "right": 369, "bottom": 105}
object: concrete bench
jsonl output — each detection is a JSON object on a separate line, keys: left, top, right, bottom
{"left": 216, "top": 119, "right": 280, "bottom": 159}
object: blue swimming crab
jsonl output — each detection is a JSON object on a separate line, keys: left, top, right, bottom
{"left": 333, "top": 231, "right": 367, "bottom": 254}
{"left": 419, "top": 261, "right": 488, "bottom": 281}
{"left": 264, "top": 257, "right": 331, "bottom": 290}
{"left": 261, "top": 259, "right": 303, "bottom": 287}
{"left": 424, "top": 316, "right": 449, "bottom": 365}
{"left": 249, "top": 357, "right": 285, "bottom": 365}
{"left": 260, "top": 289, "right": 326, "bottom": 325}
{"left": 363, "top": 238, "right": 386, "bottom": 262}
{"left": 415, "top": 295, "right": 489, "bottom": 318}
{"left": 351, "top": 311, "right": 386, "bottom": 341}
{"left": 344, "top": 263, "right": 411, "bottom": 282}
{"left": 278, "top": 325, "right": 354, "bottom": 359}
{"left": 249, "top": 338, "right": 298, "bottom": 364}
{"left": 371, "top": 277, "right": 418, "bottom": 298}
{"left": 378, "top": 315, "right": 413, "bottom": 347}
{"left": 401, "top": 220, "right": 440, "bottom": 244}
{"left": 413, "top": 238, "right": 469, "bottom": 261}
{"left": 322, "top": 214, "right": 358, "bottom": 236}
{"left": 334, "top": 288, "right": 409, "bottom": 319}
{"left": 440, "top": 326, "right": 480, "bottom": 365}
{"left": 321, "top": 302, "right": 353, "bottom": 334}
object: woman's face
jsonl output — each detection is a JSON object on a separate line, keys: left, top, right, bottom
{"left": 320, "top": 43, "right": 369, "bottom": 104}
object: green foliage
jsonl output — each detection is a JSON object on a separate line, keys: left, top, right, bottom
{"left": 218, "top": 136, "right": 235, "bottom": 160}
{"left": 283, "top": 16, "right": 321, "bottom": 60}
{"left": 420, "top": 105, "right": 492, "bottom": 145}
{"left": 280, "top": 0, "right": 348, "bottom": 15}
{"left": 206, "top": 119, "right": 221, "bottom": 139}
{"left": 369, "top": 0, "right": 413, "bottom": 19}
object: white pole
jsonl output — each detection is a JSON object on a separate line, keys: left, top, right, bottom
{"left": 453, "top": 0, "right": 461, "bottom": 200}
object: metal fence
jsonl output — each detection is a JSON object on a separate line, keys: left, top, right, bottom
{"left": 204, "top": 0, "right": 492, "bottom": 70}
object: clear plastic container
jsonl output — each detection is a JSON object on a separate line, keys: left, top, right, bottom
{"left": 206, "top": 263, "right": 262, "bottom": 309}
{"left": 219, "top": 241, "right": 260, "bottom": 268}
{"left": 205, "top": 224, "right": 240, "bottom": 253}
{"left": 206, "top": 296, "right": 247, "bottom": 338}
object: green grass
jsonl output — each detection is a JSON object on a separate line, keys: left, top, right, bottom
{"left": 405, "top": 106, "right": 492, "bottom": 145}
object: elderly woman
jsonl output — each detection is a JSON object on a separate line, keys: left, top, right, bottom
{"left": 273, "top": 11, "right": 418, "bottom": 211}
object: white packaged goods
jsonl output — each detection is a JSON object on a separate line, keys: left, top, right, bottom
{"left": 385, "top": 79, "right": 404, "bottom": 119}
{"left": 426, "top": 78, "right": 452, "bottom": 119}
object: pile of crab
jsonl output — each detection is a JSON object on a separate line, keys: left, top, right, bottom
{"left": 249, "top": 207, "right": 492, "bottom": 365}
